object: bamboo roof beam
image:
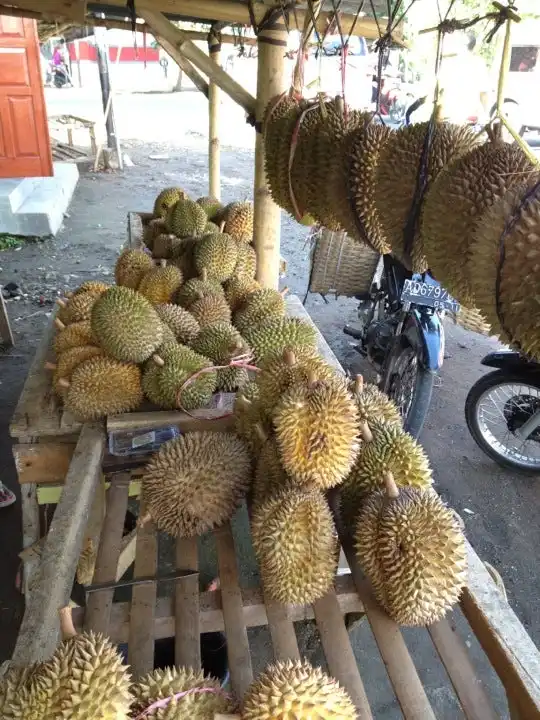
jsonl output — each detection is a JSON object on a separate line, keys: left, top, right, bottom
{"left": 155, "top": 34, "right": 210, "bottom": 98}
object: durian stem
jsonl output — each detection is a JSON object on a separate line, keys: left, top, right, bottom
{"left": 280, "top": 286, "right": 290, "bottom": 297}
{"left": 56, "top": 298, "right": 67, "bottom": 308}
{"left": 59, "top": 606, "right": 77, "bottom": 639}
{"left": 283, "top": 348, "right": 296, "bottom": 366}
{"left": 65, "top": 291, "right": 73, "bottom": 298}
{"left": 383, "top": 470, "right": 399, "bottom": 499}
{"left": 254, "top": 422, "right": 268, "bottom": 443}
{"left": 219, "top": 220, "right": 226, "bottom": 232}
{"left": 57, "top": 378, "right": 71, "bottom": 389}
{"left": 45, "top": 362, "right": 57, "bottom": 371}
{"left": 152, "top": 354, "right": 165, "bottom": 367}
{"left": 354, "top": 374, "right": 364, "bottom": 394}
{"left": 201, "top": 268, "right": 208, "bottom": 282}
{"left": 359, "top": 420, "right": 373, "bottom": 442}
{"left": 306, "top": 369, "right": 319, "bottom": 387}
{"left": 54, "top": 318, "right": 66, "bottom": 331}
{"left": 236, "top": 394, "right": 252, "bottom": 409}
{"left": 137, "top": 511, "right": 152, "bottom": 529}
{"left": 159, "top": 259, "right": 168, "bottom": 267}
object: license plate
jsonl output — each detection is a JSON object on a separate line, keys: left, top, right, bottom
{"left": 401, "top": 279, "right": 460, "bottom": 313}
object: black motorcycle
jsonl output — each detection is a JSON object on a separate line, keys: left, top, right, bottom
{"left": 465, "top": 351, "right": 540, "bottom": 473}
{"left": 345, "top": 253, "right": 459, "bottom": 438}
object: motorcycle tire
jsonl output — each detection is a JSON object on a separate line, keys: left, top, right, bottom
{"left": 465, "top": 370, "right": 540, "bottom": 474}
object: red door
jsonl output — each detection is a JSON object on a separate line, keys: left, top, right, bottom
{"left": 0, "top": 15, "right": 52, "bottom": 178}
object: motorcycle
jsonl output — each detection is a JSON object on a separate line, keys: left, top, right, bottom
{"left": 47, "top": 62, "right": 72, "bottom": 88}
{"left": 344, "top": 253, "right": 459, "bottom": 438}
{"left": 465, "top": 351, "right": 540, "bottom": 473}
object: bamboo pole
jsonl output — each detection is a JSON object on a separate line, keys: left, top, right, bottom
{"left": 208, "top": 28, "right": 221, "bottom": 200}
{"left": 252, "top": 19, "right": 287, "bottom": 289}
{"left": 155, "top": 34, "right": 209, "bottom": 98}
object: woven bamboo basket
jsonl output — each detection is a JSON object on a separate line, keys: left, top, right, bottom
{"left": 448, "top": 304, "right": 493, "bottom": 337}
{"left": 308, "top": 228, "right": 381, "bottom": 297}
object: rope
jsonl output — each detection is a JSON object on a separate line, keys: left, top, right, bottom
{"left": 134, "top": 687, "right": 235, "bottom": 719}
{"left": 287, "top": 101, "right": 323, "bottom": 220}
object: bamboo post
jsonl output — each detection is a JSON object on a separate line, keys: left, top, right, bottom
{"left": 252, "top": 19, "right": 287, "bottom": 288}
{"left": 208, "top": 28, "right": 221, "bottom": 200}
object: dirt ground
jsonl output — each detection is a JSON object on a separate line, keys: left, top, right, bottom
{"left": 0, "top": 88, "right": 538, "bottom": 715}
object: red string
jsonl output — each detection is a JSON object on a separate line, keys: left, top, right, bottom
{"left": 288, "top": 100, "right": 322, "bottom": 221}
{"left": 340, "top": 44, "right": 349, "bottom": 119}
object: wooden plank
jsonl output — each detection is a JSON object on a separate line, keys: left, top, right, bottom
{"left": 84, "top": 475, "right": 131, "bottom": 634}
{"left": 128, "top": 496, "right": 158, "bottom": 679}
{"left": 76, "top": 475, "right": 107, "bottom": 585}
{"left": 13, "top": 442, "right": 75, "bottom": 485}
{"left": 314, "top": 589, "right": 373, "bottom": 718}
{"left": 428, "top": 618, "right": 499, "bottom": 720}
{"left": 461, "top": 541, "right": 540, "bottom": 719}
{"left": 263, "top": 596, "right": 301, "bottom": 663}
{"left": 19, "top": 483, "right": 40, "bottom": 597}
{"left": 0, "top": 289, "right": 14, "bottom": 346}
{"left": 215, "top": 523, "right": 253, "bottom": 697}
{"left": 12, "top": 424, "right": 105, "bottom": 665}
{"left": 175, "top": 536, "right": 200, "bottom": 669}
{"left": 156, "top": 34, "right": 210, "bottom": 99}
{"left": 107, "top": 405, "right": 235, "bottom": 433}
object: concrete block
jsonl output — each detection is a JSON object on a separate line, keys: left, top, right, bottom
{"left": 0, "top": 177, "right": 41, "bottom": 214}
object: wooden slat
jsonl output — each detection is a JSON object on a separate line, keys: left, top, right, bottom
{"left": 263, "top": 597, "right": 301, "bottom": 662}
{"left": 128, "top": 496, "right": 158, "bottom": 679}
{"left": 84, "top": 475, "right": 131, "bottom": 634}
{"left": 13, "top": 442, "right": 76, "bottom": 485}
{"left": 428, "top": 618, "right": 499, "bottom": 720}
{"left": 215, "top": 523, "right": 253, "bottom": 697}
{"left": 107, "top": 405, "right": 235, "bottom": 433}
{"left": 314, "top": 589, "right": 373, "bottom": 718}
{"left": 340, "top": 535, "right": 436, "bottom": 720}
{"left": 12, "top": 424, "right": 105, "bottom": 665}
{"left": 175, "top": 536, "right": 200, "bottom": 669}
{"left": 461, "top": 541, "right": 540, "bottom": 719}
{"left": 0, "top": 288, "right": 14, "bottom": 346}
{"left": 19, "top": 483, "right": 40, "bottom": 596}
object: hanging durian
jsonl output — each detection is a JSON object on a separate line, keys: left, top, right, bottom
{"left": 137, "top": 264, "right": 183, "bottom": 305}
{"left": 189, "top": 293, "right": 232, "bottom": 328}
{"left": 146, "top": 343, "right": 217, "bottom": 410}
{"left": 193, "top": 232, "right": 239, "bottom": 282}
{"left": 155, "top": 303, "right": 200, "bottom": 345}
{"left": 355, "top": 475, "right": 467, "bottom": 625}
{"left": 191, "top": 322, "right": 249, "bottom": 392}
{"left": 167, "top": 198, "right": 207, "bottom": 237}
{"left": 196, "top": 195, "right": 223, "bottom": 221}
{"left": 374, "top": 122, "right": 478, "bottom": 268}
{"left": 223, "top": 201, "right": 254, "bottom": 242}
{"left": 224, "top": 276, "right": 261, "bottom": 312}
{"left": 141, "top": 431, "right": 251, "bottom": 536}
{"left": 242, "top": 317, "right": 317, "bottom": 363}
{"left": 242, "top": 661, "right": 357, "bottom": 719}
{"left": 115, "top": 248, "right": 154, "bottom": 289}
{"left": 153, "top": 187, "right": 186, "bottom": 218}
{"left": 175, "top": 269, "right": 225, "bottom": 308}
{"left": 233, "top": 287, "right": 287, "bottom": 333}
{"left": 54, "top": 319, "right": 95, "bottom": 355}
{"left": 274, "top": 374, "right": 360, "bottom": 488}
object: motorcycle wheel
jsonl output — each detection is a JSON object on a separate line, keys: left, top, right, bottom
{"left": 384, "top": 341, "right": 434, "bottom": 439}
{"left": 465, "top": 370, "right": 540, "bottom": 474}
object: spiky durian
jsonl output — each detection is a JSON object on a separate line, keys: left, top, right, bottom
{"left": 137, "top": 265, "right": 183, "bottom": 305}
{"left": 355, "top": 478, "right": 467, "bottom": 625}
{"left": 189, "top": 293, "right": 232, "bottom": 328}
{"left": 63, "top": 290, "right": 100, "bottom": 323}
{"left": 233, "top": 288, "right": 287, "bottom": 332}
{"left": 72, "top": 281, "right": 110, "bottom": 297}
{"left": 54, "top": 319, "right": 94, "bottom": 355}
{"left": 155, "top": 303, "right": 200, "bottom": 345}
{"left": 242, "top": 317, "right": 318, "bottom": 363}
{"left": 242, "top": 661, "right": 356, "bottom": 720}
{"left": 152, "top": 233, "right": 179, "bottom": 260}
{"left": 142, "top": 431, "right": 251, "bottom": 537}
{"left": 196, "top": 195, "right": 223, "bottom": 221}
{"left": 274, "top": 375, "right": 360, "bottom": 488}
{"left": 224, "top": 276, "right": 261, "bottom": 311}
{"left": 469, "top": 182, "right": 540, "bottom": 359}
{"left": 374, "top": 122, "right": 478, "bottom": 268}
{"left": 233, "top": 383, "right": 272, "bottom": 454}
{"left": 348, "top": 122, "right": 393, "bottom": 252}
{"left": 232, "top": 241, "right": 257, "bottom": 280}
{"left": 144, "top": 217, "right": 167, "bottom": 250}
{"left": 193, "top": 232, "right": 239, "bottom": 282}
{"left": 153, "top": 187, "right": 186, "bottom": 218}
{"left": 131, "top": 666, "right": 236, "bottom": 719}
{"left": 53, "top": 344, "right": 103, "bottom": 398}
{"left": 256, "top": 347, "right": 338, "bottom": 414}
{"left": 175, "top": 270, "right": 224, "bottom": 308}
{"left": 114, "top": 248, "right": 154, "bottom": 289}
{"left": 62, "top": 357, "right": 142, "bottom": 420}
{"left": 170, "top": 237, "right": 198, "bottom": 279}
{"left": 148, "top": 344, "right": 217, "bottom": 410}
{"left": 422, "top": 141, "right": 538, "bottom": 303}
{"left": 223, "top": 201, "right": 254, "bottom": 242}
{"left": 167, "top": 198, "right": 207, "bottom": 237}
{"left": 191, "top": 322, "right": 249, "bottom": 393}
{"left": 91, "top": 286, "right": 164, "bottom": 363}
{"left": 0, "top": 665, "right": 44, "bottom": 718}
{"left": 252, "top": 431, "right": 290, "bottom": 507}
{"left": 348, "top": 375, "right": 402, "bottom": 428}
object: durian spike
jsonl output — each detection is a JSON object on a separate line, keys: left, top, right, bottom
{"left": 254, "top": 422, "right": 269, "bottom": 443}
{"left": 56, "top": 298, "right": 67, "bottom": 308}
{"left": 57, "top": 378, "right": 71, "bottom": 389}
{"left": 54, "top": 318, "right": 66, "bottom": 331}
{"left": 59, "top": 605, "right": 77, "bottom": 639}
{"left": 201, "top": 267, "right": 208, "bottom": 282}
{"left": 354, "top": 374, "right": 364, "bottom": 394}
{"left": 283, "top": 348, "right": 297, "bottom": 366}
{"left": 44, "top": 361, "right": 57, "bottom": 371}
{"left": 280, "top": 287, "right": 290, "bottom": 297}
{"left": 152, "top": 354, "right": 165, "bottom": 367}
{"left": 137, "top": 511, "right": 152, "bottom": 529}
{"left": 383, "top": 470, "right": 400, "bottom": 499}
{"left": 359, "top": 419, "right": 373, "bottom": 442}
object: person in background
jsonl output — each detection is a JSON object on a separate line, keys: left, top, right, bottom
{"left": 52, "top": 42, "right": 64, "bottom": 68}
{"left": 0, "top": 481, "right": 16, "bottom": 508}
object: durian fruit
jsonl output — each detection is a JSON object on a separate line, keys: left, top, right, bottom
{"left": 257, "top": 347, "right": 338, "bottom": 414}
{"left": 252, "top": 429, "right": 290, "bottom": 507}
{"left": 137, "top": 264, "right": 183, "bottom": 305}
{"left": 189, "top": 293, "right": 232, "bottom": 328}
{"left": 175, "top": 269, "right": 224, "bottom": 308}
{"left": 242, "top": 317, "right": 317, "bottom": 363}
{"left": 148, "top": 343, "right": 217, "bottom": 410}
{"left": 348, "top": 374, "right": 402, "bottom": 429}
{"left": 131, "top": 666, "right": 236, "bottom": 719}
{"left": 153, "top": 187, "right": 186, "bottom": 218}
{"left": 224, "top": 276, "right": 261, "bottom": 312}
{"left": 167, "top": 198, "right": 207, "bottom": 237}
{"left": 152, "top": 232, "right": 179, "bottom": 260}
{"left": 374, "top": 122, "right": 478, "bottom": 268}
{"left": 91, "top": 287, "right": 164, "bottom": 363}
{"left": 193, "top": 232, "right": 239, "bottom": 282}
{"left": 223, "top": 201, "right": 254, "bottom": 242}
{"left": 143, "top": 217, "right": 167, "bottom": 249}
{"left": 233, "top": 383, "right": 272, "bottom": 454}
{"left": 252, "top": 486, "right": 338, "bottom": 604}
{"left": 233, "top": 287, "right": 287, "bottom": 333}
{"left": 63, "top": 290, "right": 100, "bottom": 323}
{"left": 355, "top": 475, "right": 467, "bottom": 625}
{"left": 274, "top": 375, "right": 360, "bottom": 488}
{"left": 204, "top": 221, "right": 219, "bottom": 235}
{"left": 72, "top": 281, "right": 110, "bottom": 297}
{"left": 53, "top": 344, "right": 103, "bottom": 399}
{"left": 170, "top": 236, "right": 198, "bottom": 279}
{"left": 54, "top": 319, "right": 94, "bottom": 355}
{"left": 196, "top": 195, "right": 223, "bottom": 221}
{"left": 242, "top": 661, "right": 357, "bottom": 719}
{"left": 191, "top": 322, "right": 249, "bottom": 393}
{"left": 469, "top": 182, "right": 540, "bottom": 359}
{"left": 0, "top": 665, "right": 44, "bottom": 718}
{"left": 422, "top": 141, "right": 538, "bottom": 304}
{"left": 348, "top": 122, "right": 393, "bottom": 252}
{"left": 232, "top": 241, "right": 257, "bottom": 280}
{"left": 61, "top": 357, "right": 143, "bottom": 420}
{"left": 141, "top": 431, "right": 251, "bottom": 536}
{"left": 114, "top": 248, "right": 154, "bottom": 289}
{"left": 155, "top": 303, "right": 200, "bottom": 345}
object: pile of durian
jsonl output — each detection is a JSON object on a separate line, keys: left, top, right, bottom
{"left": 2, "top": 607, "right": 359, "bottom": 719}
{"left": 264, "top": 93, "right": 540, "bottom": 360}
{"left": 48, "top": 187, "right": 319, "bottom": 421}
